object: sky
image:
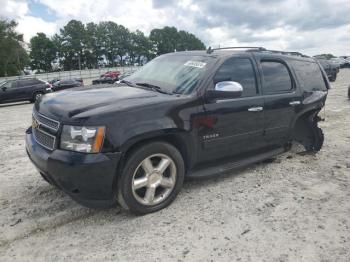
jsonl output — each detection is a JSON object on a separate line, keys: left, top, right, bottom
{"left": 1, "top": 0, "right": 350, "bottom": 56}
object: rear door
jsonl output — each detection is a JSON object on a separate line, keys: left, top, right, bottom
{"left": 257, "top": 58, "right": 301, "bottom": 146}
{"left": 17, "top": 79, "right": 37, "bottom": 100}
{"left": 199, "top": 55, "right": 265, "bottom": 162}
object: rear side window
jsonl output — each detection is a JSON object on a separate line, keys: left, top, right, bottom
{"left": 261, "top": 61, "right": 293, "bottom": 94}
{"left": 214, "top": 58, "right": 258, "bottom": 97}
{"left": 290, "top": 60, "right": 328, "bottom": 91}
{"left": 18, "top": 79, "right": 39, "bottom": 86}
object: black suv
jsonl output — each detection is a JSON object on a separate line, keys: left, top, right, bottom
{"left": 317, "top": 58, "right": 338, "bottom": 82}
{"left": 0, "top": 78, "right": 52, "bottom": 104}
{"left": 26, "top": 47, "right": 329, "bottom": 214}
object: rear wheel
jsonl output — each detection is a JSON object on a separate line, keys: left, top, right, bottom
{"left": 118, "top": 142, "right": 185, "bottom": 215}
{"left": 329, "top": 72, "right": 337, "bottom": 82}
{"left": 32, "top": 92, "right": 43, "bottom": 103}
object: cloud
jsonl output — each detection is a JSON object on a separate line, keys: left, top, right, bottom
{"left": 0, "top": 0, "right": 57, "bottom": 42}
{"left": 1, "top": 0, "right": 350, "bottom": 55}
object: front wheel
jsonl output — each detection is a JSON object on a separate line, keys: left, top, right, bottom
{"left": 118, "top": 142, "right": 185, "bottom": 215}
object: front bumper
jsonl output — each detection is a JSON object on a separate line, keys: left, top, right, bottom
{"left": 25, "top": 127, "right": 122, "bottom": 208}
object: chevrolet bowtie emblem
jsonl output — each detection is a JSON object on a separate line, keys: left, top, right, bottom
{"left": 32, "top": 118, "right": 40, "bottom": 129}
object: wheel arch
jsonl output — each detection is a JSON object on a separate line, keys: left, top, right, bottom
{"left": 116, "top": 129, "right": 193, "bottom": 176}
{"left": 291, "top": 107, "right": 324, "bottom": 151}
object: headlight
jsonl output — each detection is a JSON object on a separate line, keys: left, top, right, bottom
{"left": 60, "top": 125, "right": 105, "bottom": 153}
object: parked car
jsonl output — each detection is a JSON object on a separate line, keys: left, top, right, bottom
{"left": 92, "top": 76, "right": 118, "bottom": 85}
{"left": 52, "top": 79, "right": 83, "bottom": 91}
{"left": 0, "top": 78, "right": 52, "bottom": 104}
{"left": 317, "top": 59, "right": 338, "bottom": 82}
{"left": 101, "top": 71, "right": 121, "bottom": 79}
{"left": 50, "top": 77, "right": 83, "bottom": 85}
{"left": 26, "top": 47, "right": 329, "bottom": 214}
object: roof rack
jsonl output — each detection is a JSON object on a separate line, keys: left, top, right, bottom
{"left": 206, "top": 46, "right": 266, "bottom": 54}
{"left": 260, "top": 49, "right": 310, "bottom": 58}
{"left": 206, "top": 46, "right": 309, "bottom": 58}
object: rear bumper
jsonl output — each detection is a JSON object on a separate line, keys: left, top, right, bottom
{"left": 25, "top": 127, "right": 121, "bottom": 208}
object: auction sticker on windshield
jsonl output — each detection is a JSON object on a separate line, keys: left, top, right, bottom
{"left": 184, "top": 61, "right": 207, "bottom": 68}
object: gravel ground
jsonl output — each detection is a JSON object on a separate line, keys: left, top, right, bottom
{"left": 0, "top": 70, "right": 349, "bottom": 262}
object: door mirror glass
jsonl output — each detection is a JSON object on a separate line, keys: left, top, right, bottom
{"left": 206, "top": 81, "right": 243, "bottom": 101}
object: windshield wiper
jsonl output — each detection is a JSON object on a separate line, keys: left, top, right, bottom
{"left": 136, "top": 82, "right": 173, "bottom": 95}
{"left": 120, "top": 79, "right": 135, "bottom": 86}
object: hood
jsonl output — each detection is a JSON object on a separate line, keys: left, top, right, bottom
{"left": 35, "top": 84, "right": 177, "bottom": 120}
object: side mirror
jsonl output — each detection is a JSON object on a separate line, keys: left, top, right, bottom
{"left": 206, "top": 81, "right": 243, "bottom": 101}
{"left": 1, "top": 86, "right": 7, "bottom": 91}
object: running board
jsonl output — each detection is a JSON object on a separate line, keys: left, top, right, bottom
{"left": 187, "top": 147, "right": 285, "bottom": 179}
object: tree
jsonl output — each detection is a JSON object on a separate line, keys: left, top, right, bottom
{"left": 0, "top": 19, "right": 29, "bottom": 77}
{"left": 314, "top": 54, "right": 336, "bottom": 60}
{"left": 130, "top": 30, "right": 153, "bottom": 65}
{"left": 101, "top": 22, "right": 131, "bottom": 66}
{"left": 58, "top": 20, "right": 87, "bottom": 70}
{"left": 150, "top": 26, "right": 205, "bottom": 56}
{"left": 29, "top": 33, "right": 57, "bottom": 72}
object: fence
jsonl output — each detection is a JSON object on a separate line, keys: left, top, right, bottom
{"left": 0, "top": 66, "right": 140, "bottom": 84}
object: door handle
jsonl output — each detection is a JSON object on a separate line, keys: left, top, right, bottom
{"left": 248, "top": 106, "right": 263, "bottom": 112}
{"left": 289, "top": 101, "right": 301, "bottom": 106}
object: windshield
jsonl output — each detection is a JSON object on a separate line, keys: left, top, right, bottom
{"left": 126, "top": 54, "right": 213, "bottom": 95}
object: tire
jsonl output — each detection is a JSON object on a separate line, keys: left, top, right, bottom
{"left": 330, "top": 72, "right": 337, "bottom": 82}
{"left": 304, "top": 122, "right": 324, "bottom": 152}
{"left": 32, "top": 92, "right": 43, "bottom": 103}
{"left": 118, "top": 142, "right": 185, "bottom": 215}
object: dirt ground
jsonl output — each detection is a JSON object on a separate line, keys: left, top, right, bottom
{"left": 0, "top": 69, "right": 349, "bottom": 262}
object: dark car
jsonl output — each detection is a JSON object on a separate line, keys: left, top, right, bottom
{"left": 26, "top": 47, "right": 329, "bottom": 214}
{"left": 52, "top": 79, "right": 83, "bottom": 91}
{"left": 92, "top": 76, "right": 117, "bottom": 85}
{"left": 317, "top": 59, "right": 338, "bottom": 82}
{"left": 0, "top": 78, "right": 52, "bottom": 104}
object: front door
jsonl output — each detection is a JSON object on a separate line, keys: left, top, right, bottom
{"left": 0, "top": 81, "right": 19, "bottom": 103}
{"left": 198, "top": 56, "right": 265, "bottom": 162}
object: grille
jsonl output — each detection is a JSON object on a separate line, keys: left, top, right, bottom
{"left": 33, "top": 127, "right": 56, "bottom": 150}
{"left": 33, "top": 112, "right": 60, "bottom": 131}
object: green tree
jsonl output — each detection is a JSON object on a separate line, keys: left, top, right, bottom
{"left": 58, "top": 20, "right": 86, "bottom": 70}
{"left": 129, "top": 30, "right": 153, "bottom": 65}
{"left": 314, "top": 54, "right": 336, "bottom": 60}
{"left": 101, "top": 22, "right": 131, "bottom": 66}
{"left": 29, "top": 33, "right": 56, "bottom": 72}
{"left": 150, "top": 26, "right": 205, "bottom": 56}
{"left": 0, "top": 19, "right": 29, "bottom": 77}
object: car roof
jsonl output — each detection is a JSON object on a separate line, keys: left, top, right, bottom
{"left": 166, "top": 48, "right": 316, "bottom": 63}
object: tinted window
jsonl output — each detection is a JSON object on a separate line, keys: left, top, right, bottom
{"left": 61, "top": 80, "right": 75, "bottom": 85}
{"left": 261, "top": 61, "right": 293, "bottom": 94}
{"left": 290, "top": 60, "right": 327, "bottom": 92}
{"left": 18, "top": 79, "right": 40, "bottom": 87}
{"left": 214, "top": 58, "right": 257, "bottom": 97}
{"left": 2, "top": 81, "right": 16, "bottom": 89}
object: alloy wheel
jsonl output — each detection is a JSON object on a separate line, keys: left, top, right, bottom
{"left": 131, "top": 153, "right": 177, "bottom": 206}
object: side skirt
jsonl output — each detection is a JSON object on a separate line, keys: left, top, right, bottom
{"left": 186, "top": 147, "right": 285, "bottom": 179}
